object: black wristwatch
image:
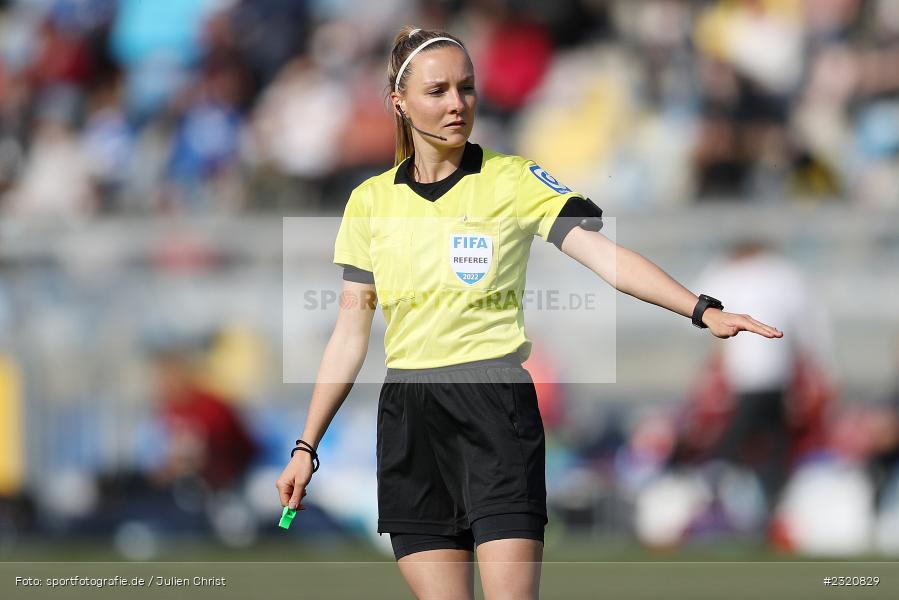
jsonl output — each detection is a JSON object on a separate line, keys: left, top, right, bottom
{"left": 692, "top": 294, "right": 724, "bottom": 329}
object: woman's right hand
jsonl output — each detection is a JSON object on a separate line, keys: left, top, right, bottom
{"left": 276, "top": 452, "right": 314, "bottom": 510}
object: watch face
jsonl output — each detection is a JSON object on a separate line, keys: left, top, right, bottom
{"left": 701, "top": 294, "right": 722, "bottom": 308}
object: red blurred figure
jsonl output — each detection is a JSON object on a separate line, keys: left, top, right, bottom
{"left": 522, "top": 342, "right": 565, "bottom": 431}
{"left": 28, "top": 19, "right": 94, "bottom": 91}
{"left": 479, "top": 19, "right": 554, "bottom": 114}
{"left": 680, "top": 351, "right": 833, "bottom": 464}
{"left": 152, "top": 348, "right": 257, "bottom": 491}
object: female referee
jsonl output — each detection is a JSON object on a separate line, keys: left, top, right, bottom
{"left": 276, "top": 27, "right": 783, "bottom": 600}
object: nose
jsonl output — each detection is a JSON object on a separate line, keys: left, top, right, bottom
{"left": 448, "top": 88, "right": 466, "bottom": 114}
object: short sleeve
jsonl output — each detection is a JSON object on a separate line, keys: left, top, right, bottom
{"left": 333, "top": 187, "right": 372, "bottom": 272}
{"left": 515, "top": 159, "right": 585, "bottom": 240}
{"left": 342, "top": 265, "right": 374, "bottom": 284}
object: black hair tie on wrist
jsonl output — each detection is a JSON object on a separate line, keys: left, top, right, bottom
{"left": 291, "top": 439, "right": 320, "bottom": 473}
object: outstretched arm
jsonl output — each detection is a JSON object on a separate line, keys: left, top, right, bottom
{"left": 560, "top": 227, "right": 783, "bottom": 340}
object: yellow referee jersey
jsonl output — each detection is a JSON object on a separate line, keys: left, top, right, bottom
{"left": 334, "top": 142, "right": 592, "bottom": 369}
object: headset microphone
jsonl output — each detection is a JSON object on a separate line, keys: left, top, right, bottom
{"left": 397, "top": 107, "right": 448, "bottom": 141}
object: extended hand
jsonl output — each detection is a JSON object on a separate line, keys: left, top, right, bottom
{"left": 702, "top": 309, "right": 783, "bottom": 339}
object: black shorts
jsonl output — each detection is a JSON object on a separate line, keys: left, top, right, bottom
{"left": 390, "top": 512, "right": 545, "bottom": 560}
{"left": 376, "top": 352, "right": 547, "bottom": 542}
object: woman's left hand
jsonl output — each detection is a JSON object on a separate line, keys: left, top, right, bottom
{"left": 702, "top": 309, "right": 784, "bottom": 339}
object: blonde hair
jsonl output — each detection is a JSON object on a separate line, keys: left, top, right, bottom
{"left": 386, "top": 27, "right": 467, "bottom": 166}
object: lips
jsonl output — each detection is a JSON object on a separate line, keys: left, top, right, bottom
{"left": 446, "top": 120, "right": 465, "bottom": 127}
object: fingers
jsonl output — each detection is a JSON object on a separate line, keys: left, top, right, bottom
{"left": 276, "top": 477, "right": 309, "bottom": 510}
{"left": 288, "top": 485, "right": 307, "bottom": 511}
{"left": 276, "top": 478, "right": 293, "bottom": 508}
{"left": 742, "top": 315, "right": 783, "bottom": 338}
{"left": 715, "top": 313, "right": 783, "bottom": 339}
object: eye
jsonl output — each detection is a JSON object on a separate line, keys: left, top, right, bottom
{"left": 428, "top": 89, "right": 443, "bottom": 95}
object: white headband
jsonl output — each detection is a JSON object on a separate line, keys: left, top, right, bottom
{"left": 394, "top": 37, "right": 464, "bottom": 93}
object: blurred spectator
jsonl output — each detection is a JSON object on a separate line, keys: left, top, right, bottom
{"left": 150, "top": 346, "right": 258, "bottom": 491}
{"left": 110, "top": 0, "right": 222, "bottom": 120}
{"left": 228, "top": 0, "right": 311, "bottom": 86}
{"left": 696, "top": 240, "right": 835, "bottom": 509}
{"left": 163, "top": 70, "right": 247, "bottom": 212}
{"left": 3, "top": 86, "right": 97, "bottom": 218}
{"left": 329, "top": 55, "right": 395, "bottom": 182}
{"left": 477, "top": 12, "right": 554, "bottom": 119}
{"left": 870, "top": 335, "right": 899, "bottom": 507}
{"left": 247, "top": 54, "right": 351, "bottom": 207}
{"left": 0, "top": 0, "right": 895, "bottom": 211}
{"left": 81, "top": 75, "right": 134, "bottom": 210}
{"left": 692, "top": 0, "right": 802, "bottom": 198}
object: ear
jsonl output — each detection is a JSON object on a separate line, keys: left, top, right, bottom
{"left": 390, "top": 92, "right": 404, "bottom": 117}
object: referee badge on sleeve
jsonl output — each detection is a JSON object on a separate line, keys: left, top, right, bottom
{"left": 450, "top": 233, "right": 493, "bottom": 285}
{"left": 529, "top": 164, "right": 572, "bottom": 194}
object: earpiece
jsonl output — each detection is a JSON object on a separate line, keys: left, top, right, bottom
{"left": 393, "top": 104, "right": 447, "bottom": 141}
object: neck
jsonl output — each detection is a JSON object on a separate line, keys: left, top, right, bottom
{"left": 410, "top": 141, "right": 466, "bottom": 183}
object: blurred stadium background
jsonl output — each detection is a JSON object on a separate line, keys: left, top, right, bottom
{"left": 1, "top": 0, "right": 899, "bottom": 597}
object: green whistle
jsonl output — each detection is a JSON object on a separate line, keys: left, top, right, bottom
{"left": 279, "top": 506, "right": 297, "bottom": 529}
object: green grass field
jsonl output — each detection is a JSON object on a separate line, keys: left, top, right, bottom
{"left": 3, "top": 534, "right": 897, "bottom": 599}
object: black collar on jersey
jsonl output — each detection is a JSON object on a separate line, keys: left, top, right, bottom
{"left": 394, "top": 142, "right": 483, "bottom": 202}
